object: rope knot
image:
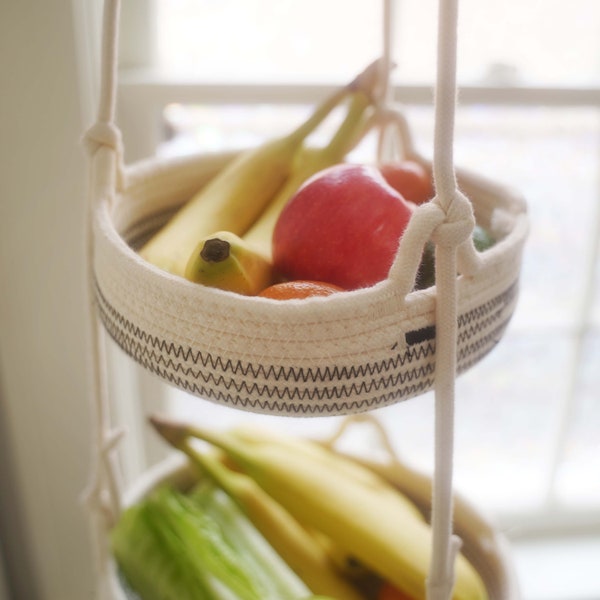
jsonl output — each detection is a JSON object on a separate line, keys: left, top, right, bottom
{"left": 82, "top": 121, "right": 123, "bottom": 156}
{"left": 429, "top": 189, "right": 475, "bottom": 248}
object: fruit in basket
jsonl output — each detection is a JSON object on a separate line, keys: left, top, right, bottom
{"left": 414, "top": 224, "right": 497, "bottom": 291}
{"left": 138, "top": 60, "right": 383, "bottom": 278}
{"left": 378, "top": 582, "right": 417, "bottom": 600}
{"left": 171, "top": 442, "right": 365, "bottom": 599}
{"left": 151, "top": 416, "right": 488, "bottom": 600}
{"left": 379, "top": 160, "right": 434, "bottom": 205}
{"left": 258, "top": 280, "right": 344, "bottom": 300}
{"left": 184, "top": 231, "right": 274, "bottom": 295}
{"left": 183, "top": 79, "right": 378, "bottom": 296}
{"left": 111, "top": 483, "right": 311, "bottom": 600}
{"left": 139, "top": 80, "right": 349, "bottom": 277}
{"left": 272, "top": 164, "right": 416, "bottom": 290}
{"left": 243, "top": 68, "right": 377, "bottom": 261}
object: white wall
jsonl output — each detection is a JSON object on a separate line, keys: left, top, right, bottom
{"left": 0, "top": 1, "right": 98, "bottom": 598}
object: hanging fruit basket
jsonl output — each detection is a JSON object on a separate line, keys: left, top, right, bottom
{"left": 106, "top": 416, "right": 521, "bottom": 600}
{"left": 93, "top": 156, "right": 526, "bottom": 416}
{"left": 83, "top": 0, "right": 528, "bottom": 599}
{"left": 87, "top": 15, "right": 528, "bottom": 417}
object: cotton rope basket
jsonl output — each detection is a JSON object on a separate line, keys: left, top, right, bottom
{"left": 86, "top": 36, "right": 528, "bottom": 419}
{"left": 83, "top": 0, "right": 528, "bottom": 599}
{"left": 105, "top": 416, "right": 521, "bottom": 600}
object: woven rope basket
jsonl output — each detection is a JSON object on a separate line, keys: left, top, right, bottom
{"left": 92, "top": 151, "right": 527, "bottom": 416}
{"left": 84, "top": 1, "right": 528, "bottom": 598}
{"left": 105, "top": 417, "right": 521, "bottom": 600}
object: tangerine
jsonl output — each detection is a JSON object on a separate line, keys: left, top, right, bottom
{"left": 258, "top": 280, "right": 344, "bottom": 300}
{"left": 379, "top": 160, "right": 434, "bottom": 205}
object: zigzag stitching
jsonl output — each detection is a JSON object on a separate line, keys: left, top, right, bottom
{"left": 100, "top": 303, "right": 437, "bottom": 401}
{"left": 137, "top": 356, "right": 435, "bottom": 413}
{"left": 95, "top": 287, "right": 436, "bottom": 384}
{"left": 457, "top": 319, "right": 511, "bottom": 368}
{"left": 457, "top": 282, "right": 518, "bottom": 329}
{"left": 456, "top": 307, "right": 511, "bottom": 345}
{"left": 95, "top": 277, "right": 517, "bottom": 395}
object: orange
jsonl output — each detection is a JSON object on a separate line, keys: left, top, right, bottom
{"left": 377, "top": 582, "right": 417, "bottom": 600}
{"left": 258, "top": 280, "right": 344, "bottom": 300}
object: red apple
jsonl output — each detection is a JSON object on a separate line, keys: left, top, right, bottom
{"left": 272, "top": 163, "right": 415, "bottom": 290}
{"left": 379, "top": 160, "right": 434, "bottom": 205}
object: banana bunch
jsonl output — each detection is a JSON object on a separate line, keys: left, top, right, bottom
{"left": 139, "top": 60, "right": 381, "bottom": 292}
{"left": 149, "top": 417, "right": 489, "bottom": 600}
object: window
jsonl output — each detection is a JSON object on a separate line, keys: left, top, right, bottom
{"left": 112, "top": 1, "right": 600, "bottom": 597}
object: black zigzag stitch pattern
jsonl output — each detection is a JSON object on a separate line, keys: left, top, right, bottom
{"left": 457, "top": 282, "right": 518, "bottom": 334}
{"left": 111, "top": 323, "right": 436, "bottom": 387}
{"left": 457, "top": 319, "right": 511, "bottom": 372}
{"left": 94, "top": 278, "right": 437, "bottom": 385}
{"left": 135, "top": 355, "right": 436, "bottom": 415}
{"left": 93, "top": 276, "right": 517, "bottom": 409}
{"left": 96, "top": 293, "right": 437, "bottom": 402}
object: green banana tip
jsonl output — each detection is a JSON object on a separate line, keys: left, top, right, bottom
{"left": 149, "top": 414, "right": 189, "bottom": 449}
{"left": 349, "top": 57, "right": 396, "bottom": 100}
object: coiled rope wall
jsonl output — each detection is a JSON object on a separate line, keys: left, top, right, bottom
{"left": 82, "top": 1, "right": 528, "bottom": 598}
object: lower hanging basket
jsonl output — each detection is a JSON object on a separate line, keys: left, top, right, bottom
{"left": 105, "top": 418, "right": 520, "bottom": 600}
{"left": 91, "top": 145, "right": 528, "bottom": 417}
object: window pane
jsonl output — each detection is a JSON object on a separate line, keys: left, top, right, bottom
{"left": 416, "top": 106, "right": 600, "bottom": 332}
{"left": 156, "top": 0, "right": 383, "bottom": 83}
{"left": 156, "top": 0, "right": 600, "bottom": 86}
{"left": 555, "top": 332, "right": 600, "bottom": 507}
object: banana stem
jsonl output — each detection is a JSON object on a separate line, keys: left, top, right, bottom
{"left": 200, "top": 238, "right": 231, "bottom": 263}
{"left": 243, "top": 90, "right": 375, "bottom": 257}
{"left": 286, "top": 58, "right": 384, "bottom": 147}
{"left": 149, "top": 415, "right": 189, "bottom": 450}
{"left": 150, "top": 415, "right": 250, "bottom": 466}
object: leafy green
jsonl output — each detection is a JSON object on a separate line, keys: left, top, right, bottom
{"left": 111, "top": 482, "right": 310, "bottom": 600}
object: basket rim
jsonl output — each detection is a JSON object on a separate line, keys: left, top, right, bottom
{"left": 92, "top": 150, "right": 529, "bottom": 316}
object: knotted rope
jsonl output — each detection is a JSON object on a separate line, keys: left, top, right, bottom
{"left": 427, "top": 0, "right": 471, "bottom": 598}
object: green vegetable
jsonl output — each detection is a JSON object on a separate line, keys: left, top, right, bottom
{"left": 190, "top": 482, "right": 310, "bottom": 599}
{"left": 111, "top": 482, "right": 311, "bottom": 600}
{"left": 472, "top": 224, "right": 495, "bottom": 252}
{"left": 415, "top": 224, "right": 496, "bottom": 291}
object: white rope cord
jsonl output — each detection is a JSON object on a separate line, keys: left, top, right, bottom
{"left": 82, "top": 0, "right": 126, "bottom": 587}
{"left": 83, "top": 0, "right": 124, "bottom": 186}
{"left": 427, "top": 0, "right": 475, "bottom": 598}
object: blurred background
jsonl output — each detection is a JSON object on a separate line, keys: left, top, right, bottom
{"left": 1, "top": 1, "right": 599, "bottom": 598}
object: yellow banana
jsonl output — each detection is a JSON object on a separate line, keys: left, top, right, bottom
{"left": 183, "top": 87, "right": 376, "bottom": 294}
{"left": 138, "top": 61, "right": 380, "bottom": 277}
{"left": 184, "top": 231, "right": 274, "bottom": 296}
{"left": 228, "top": 423, "right": 422, "bottom": 505}
{"left": 150, "top": 417, "right": 488, "bottom": 600}
{"left": 243, "top": 88, "right": 374, "bottom": 260}
{"left": 160, "top": 437, "right": 365, "bottom": 600}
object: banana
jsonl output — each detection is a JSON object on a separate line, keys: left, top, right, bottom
{"left": 183, "top": 89, "right": 375, "bottom": 294}
{"left": 139, "top": 61, "right": 381, "bottom": 277}
{"left": 228, "top": 424, "right": 422, "bottom": 505}
{"left": 149, "top": 416, "right": 488, "bottom": 600}
{"left": 162, "top": 438, "right": 365, "bottom": 600}
{"left": 243, "top": 70, "right": 377, "bottom": 260}
{"left": 184, "top": 230, "right": 274, "bottom": 296}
